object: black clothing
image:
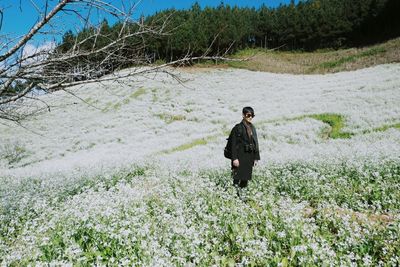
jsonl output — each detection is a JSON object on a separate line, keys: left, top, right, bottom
{"left": 233, "top": 177, "right": 248, "bottom": 188}
{"left": 231, "top": 120, "right": 260, "bottom": 184}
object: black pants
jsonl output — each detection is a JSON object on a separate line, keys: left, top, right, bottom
{"left": 232, "top": 166, "right": 248, "bottom": 188}
{"left": 233, "top": 179, "right": 248, "bottom": 188}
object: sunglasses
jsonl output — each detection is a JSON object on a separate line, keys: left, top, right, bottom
{"left": 245, "top": 113, "right": 255, "bottom": 118}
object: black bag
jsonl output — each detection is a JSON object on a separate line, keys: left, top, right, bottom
{"left": 224, "top": 124, "right": 242, "bottom": 159}
{"left": 224, "top": 131, "right": 234, "bottom": 159}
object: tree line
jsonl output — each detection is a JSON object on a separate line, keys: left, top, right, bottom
{"left": 58, "top": 0, "right": 400, "bottom": 63}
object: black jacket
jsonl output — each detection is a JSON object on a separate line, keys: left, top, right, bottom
{"left": 230, "top": 121, "right": 260, "bottom": 181}
{"left": 231, "top": 121, "right": 260, "bottom": 161}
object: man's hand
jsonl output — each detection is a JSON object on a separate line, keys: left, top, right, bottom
{"left": 254, "top": 160, "right": 258, "bottom": 166}
{"left": 233, "top": 159, "right": 239, "bottom": 167}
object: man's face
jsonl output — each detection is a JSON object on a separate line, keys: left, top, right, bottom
{"left": 243, "top": 113, "right": 254, "bottom": 123}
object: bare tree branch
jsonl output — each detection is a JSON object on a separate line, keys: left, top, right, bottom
{"left": 0, "top": 9, "right": 3, "bottom": 31}
{"left": 0, "top": 82, "right": 35, "bottom": 105}
{"left": 0, "top": 0, "right": 70, "bottom": 62}
{"left": 0, "top": 0, "right": 240, "bottom": 124}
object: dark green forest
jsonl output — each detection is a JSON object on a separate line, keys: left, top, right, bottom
{"left": 57, "top": 0, "right": 400, "bottom": 66}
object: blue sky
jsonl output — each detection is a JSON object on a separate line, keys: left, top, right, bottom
{"left": 0, "top": 0, "right": 295, "bottom": 45}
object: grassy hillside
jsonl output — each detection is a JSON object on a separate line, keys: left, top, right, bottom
{"left": 192, "top": 38, "right": 400, "bottom": 74}
{"left": 1, "top": 51, "right": 400, "bottom": 265}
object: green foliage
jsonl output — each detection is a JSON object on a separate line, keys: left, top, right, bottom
{"left": 163, "top": 138, "right": 207, "bottom": 154}
{"left": 162, "top": 134, "right": 219, "bottom": 154}
{"left": 290, "top": 113, "right": 400, "bottom": 139}
{"left": 155, "top": 113, "right": 186, "bottom": 124}
{"left": 129, "top": 88, "right": 146, "bottom": 99}
{"left": 154, "top": 59, "right": 166, "bottom": 65}
{"left": 363, "top": 122, "right": 400, "bottom": 134}
{"left": 359, "top": 47, "right": 387, "bottom": 57}
{"left": 318, "top": 47, "right": 387, "bottom": 70}
{"left": 54, "top": 0, "right": 400, "bottom": 68}
{"left": 0, "top": 165, "right": 149, "bottom": 254}
{"left": 2, "top": 161, "right": 400, "bottom": 265}
{"left": 288, "top": 113, "right": 353, "bottom": 139}
{"left": 201, "top": 160, "right": 400, "bottom": 265}
{"left": 307, "top": 113, "right": 353, "bottom": 139}
{"left": 252, "top": 160, "right": 400, "bottom": 212}
{"left": 101, "top": 88, "right": 146, "bottom": 112}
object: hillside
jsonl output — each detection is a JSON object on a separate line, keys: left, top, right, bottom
{"left": 1, "top": 63, "right": 400, "bottom": 264}
{"left": 1, "top": 63, "right": 400, "bottom": 175}
{"left": 198, "top": 37, "right": 400, "bottom": 74}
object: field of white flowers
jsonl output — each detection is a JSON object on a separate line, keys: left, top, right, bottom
{"left": 1, "top": 64, "right": 400, "bottom": 266}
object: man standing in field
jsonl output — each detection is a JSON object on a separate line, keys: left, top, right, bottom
{"left": 230, "top": 107, "right": 260, "bottom": 198}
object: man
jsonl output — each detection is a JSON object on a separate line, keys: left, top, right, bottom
{"left": 230, "top": 106, "right": 260, "bottom": 197}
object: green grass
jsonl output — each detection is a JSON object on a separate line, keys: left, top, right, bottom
{"left": 241, "top": 113, "right": 398, "bottom": 141}
{"left": 236, "top": 113, "right": 398, "bottom": 142}
{"left": 84, "top": 97, "right": 99, "bottom": 105}
{"left": 111, "top": 88, "right": 146, "bottom": 110}
{"left": 155, "top": 113, "right": 186, "bottom": 124}
{"left": 162, "top": 134, "right": 219, "bottom": 154}
{"left": 112, "top": 102, "right": 122, "bottom": 110}
{"left": 163, "top": 138, "right": 208, "bottom": 154}
{"left": 360, "top": 47, "right": 387, "bottom": 56}
{"left": 270, "top": 113, "right": 353, "bottom": 139}
{"left": 226, "top": 60, "right": 249, "bottom": 69}
{"left": 102, "top": 88, "right": 147, "bottom": 112}
{"left": 197, "top": 38, "right": 399, "bottom": 74}
{"left": 316, "top": 47, "right": 387, "bottom": 70}
{"left": 153, "top": 59, "right": 166, "bottom": 65}
{"left": 226, "top": 48, "right": 263, "bottom": 69}
{"left": 231, "top": 48, "right": 265, "bottom": 57}
{"left": 363, "top": 122, "right": 400, "bottom": 134}
{"left": 287, "top": 114, "right": 399, "bottom": 139}
{"left": 130, "top": 88, "right": 146, "bottom": 99}
{"left": 306, "top": 113, "right": 353, "bottom": 139}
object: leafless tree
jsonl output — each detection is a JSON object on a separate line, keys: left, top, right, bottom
{"left": 0, "top": 0, "right": 170, "bottom": 122}
{"left": 0, "top": 0, "right": 239, "bottom": 123}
